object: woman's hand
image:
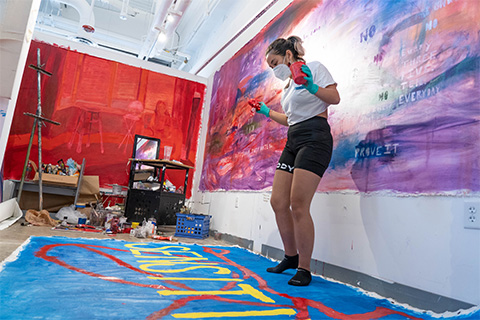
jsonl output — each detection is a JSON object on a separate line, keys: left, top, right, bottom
{"left": 256, "top": 102, "right": 271, "bottom": 117}
{"left": 253, "top": 101, "right": 288, "bottom": 126}
{"left": 301, "top": 65, "right": 340, "bottom": 104}
{"left": 301, "top": 64, "right": 319, "bottom": 95}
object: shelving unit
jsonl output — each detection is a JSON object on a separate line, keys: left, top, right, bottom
{"left": 12, "top": 158, "right": 86, "bottom": 210}
{"left": 124, "top": 159, "right": 193, "bottom": 225}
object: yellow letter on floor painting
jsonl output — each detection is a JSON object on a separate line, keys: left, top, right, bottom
{"left": 172, "top": 308, "right": 297, "bottom": 319}
{"left": 140, "top": 264, "right": 231, "bottom": 274}
{"left": 157, "top": 284, "right": 275, "bottom": 303}
{"left": 148, "top": 276, "right": 243, "bottom": 282}
{"left": 125, "top": 244, "right": 199, "bottom": 256}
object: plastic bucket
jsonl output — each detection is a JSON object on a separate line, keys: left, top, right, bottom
{"left": 290, "top": 61, "right": 307, "bottom": 85}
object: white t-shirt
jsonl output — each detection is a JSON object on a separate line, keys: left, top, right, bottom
{"left": 280, "top": 61, "right": 336, "bottom": 126}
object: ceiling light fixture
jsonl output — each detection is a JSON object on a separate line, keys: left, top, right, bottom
{"left": 157, "top": 29, "right": 167, "bottom": 42}
{"left": 119, "top": 0, "right": 129, "bottom": 20}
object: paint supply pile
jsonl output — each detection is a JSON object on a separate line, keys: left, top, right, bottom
{"left": 132, "top": 178, "right": 181, "bottom": 193}
{"left": 48, "top": 199, "right": 176, "bottom": 241}
{"left": 131, "top": 217, "right": 156, "bottom": 238}
{"left": 39, "top": 158, "right": 81, "bottom": 176}
{"left": 34, "top": 186, "right": 197, "bottom": 242}
{"left": 55, "top": 205, "right": 87, "bottom": 224}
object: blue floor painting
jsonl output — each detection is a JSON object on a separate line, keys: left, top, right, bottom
{"left": 0, "top": 236, "right": 478, "bottom": 320}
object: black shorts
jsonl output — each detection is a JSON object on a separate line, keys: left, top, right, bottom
{"left": 277, "top": 116, "right": 333, "bottom": 177}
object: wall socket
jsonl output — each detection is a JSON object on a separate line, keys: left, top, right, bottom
{"left": 234, "top": 196, "right": 239, "bottom": 208}
{"left": 464, "top": 202, "right": 480, "bottom": 229}
{"left": 200, "top": 193, "right": 210, "bottom": 204}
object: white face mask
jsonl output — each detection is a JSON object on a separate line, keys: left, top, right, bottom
{"left": 272, "top": 55, "right": 291, "bottom": 81}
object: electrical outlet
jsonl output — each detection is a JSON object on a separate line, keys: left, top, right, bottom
{"left": 464, "top": 202, "right": 480, "bottom": 229}
{"left": 235, "top": 196, "right": 239, "bottom": 208}
{"left": 263, "top": 193, "right": 270, "bottom": 202}
{"left": 200, "top": 193, "right": 210, "bottom": 204}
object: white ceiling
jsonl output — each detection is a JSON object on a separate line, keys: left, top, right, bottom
{"left": 34, "top": 0, "right": 273, "bottom": 74}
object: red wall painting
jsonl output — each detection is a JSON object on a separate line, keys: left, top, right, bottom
{"left": 4, "top": 40, "right": 205, "bottom": 198}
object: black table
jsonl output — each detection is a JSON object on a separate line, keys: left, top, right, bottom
{"left": 124, "top": 159, "right": 193, "bottom": 225}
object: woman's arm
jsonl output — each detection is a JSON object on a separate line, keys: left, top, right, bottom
{"left": 256, "top": 102, "right": 289, "bottom": 126}
{"left": 301, "top": 64, "right": 340, "bottom": 105}
{"left": 314, "top": 84, "right": 340, "bottom": 105}
{"left": 268, "top": 109, "right": 289, "bottom": 126}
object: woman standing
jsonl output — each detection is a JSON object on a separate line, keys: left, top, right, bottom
{"left": 256, "top": 36, "right": 340, "bottom": 286}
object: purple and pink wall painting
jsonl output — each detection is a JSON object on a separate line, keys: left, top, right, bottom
{"left": 200, "top": 0, "right": 480, "bottom": 194}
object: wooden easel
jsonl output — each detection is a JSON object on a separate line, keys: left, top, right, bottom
{"left": 17, "top": 48, "right": 60, "bottom": 210}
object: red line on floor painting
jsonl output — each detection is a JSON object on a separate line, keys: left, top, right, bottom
{"left": 35, "top": 243, "right": 193, "bottom": 290}
{"left": 35, "top": 243, "right": 423, "bottom": 320}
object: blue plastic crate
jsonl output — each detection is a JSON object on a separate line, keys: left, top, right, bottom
{"left": 174, "top": 213, "right": 211, "bottom": 239}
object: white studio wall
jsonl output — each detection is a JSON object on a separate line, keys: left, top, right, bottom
{"left": 193, "top": 191, "right": 480, "bottom": 306}
{"left": 0, "top": 0, "right": 42, "bottom": 170}
{"left": 192, "top": 0, "right": 294, "bottom": 77}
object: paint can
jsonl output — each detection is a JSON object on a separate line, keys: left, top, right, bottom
{"left": 290, "top": 61, "right": 307, "bottom": 85}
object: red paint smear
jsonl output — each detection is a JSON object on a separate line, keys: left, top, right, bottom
{"left": 220, "top": 281, "right": 238, "bottom": 291}
{"left": 238, "top": 75, "right": 253, "bottom": 92}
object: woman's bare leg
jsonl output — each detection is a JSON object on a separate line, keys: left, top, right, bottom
{"left": 270, "top": 169, "right": 296, "bottom": 256}
{"left": 267, "top": 169, "right": 300, "bottom": 273}
{"left": 288, "top": 168, "right": 321, "bottom": 285}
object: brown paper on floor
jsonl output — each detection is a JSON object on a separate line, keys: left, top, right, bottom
{"left": 25, "top": 209, "right": 58, "bottom": 226}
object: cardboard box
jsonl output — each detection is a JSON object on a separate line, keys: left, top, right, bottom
{"left": 33, "top": 172, "right": 78, "bottom": 186}
{"left": 19, "top": 175, "right": 100, "bottom": 212}
{"left": 78, "top": 175, "right": 100, "bottom": 202}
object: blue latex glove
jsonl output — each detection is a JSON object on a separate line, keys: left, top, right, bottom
{"left": 301, "top": 64, "right": 319, "bottom": 95}
{"left": 256, "top": 102, "right": 270, "bottom": 117}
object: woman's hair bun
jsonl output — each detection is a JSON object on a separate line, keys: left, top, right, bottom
{"left": 287, "top": 36, "right": 305, "bottom": 57}
{"left": 266, "top": 35, "right": 306, "bottom": 61}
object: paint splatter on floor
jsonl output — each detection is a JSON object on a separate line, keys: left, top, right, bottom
{"left": 0, "top": 236, "right": 478, "bottom": 320}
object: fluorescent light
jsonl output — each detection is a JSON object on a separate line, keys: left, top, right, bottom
{"left": 120, "top": 0, "right": 129, "bottom": 20}
{"left": 157, "top": 31, "right": 167, "bottom": 42}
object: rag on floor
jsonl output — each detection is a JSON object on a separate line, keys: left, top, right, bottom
{"left": 25, "top": 209, "right": 58, "bottom": 227}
